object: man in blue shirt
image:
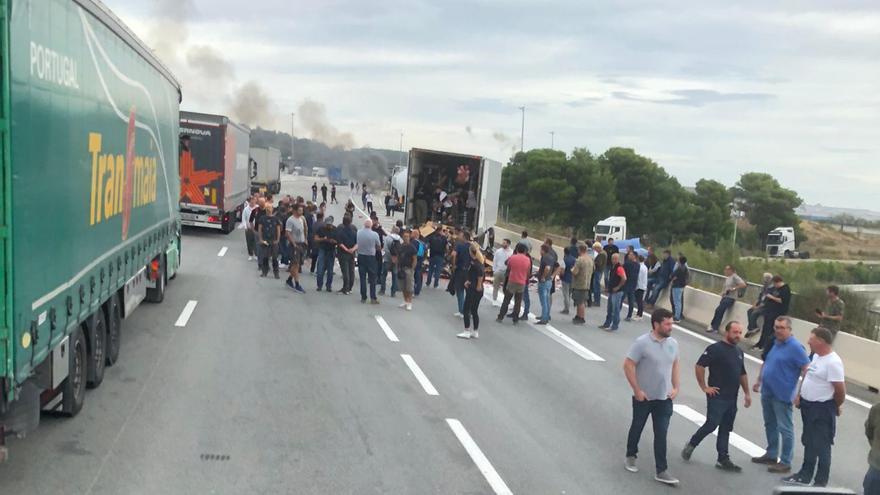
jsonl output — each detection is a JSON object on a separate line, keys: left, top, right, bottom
{"left": 751, "top": 316, "right": 810, "bottom": 474}
{"left": 411, "top": 229, "right": 426, "bottom": 296}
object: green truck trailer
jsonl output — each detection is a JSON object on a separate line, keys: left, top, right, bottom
{"left": 0, "top": 0, "right": 181, "bottom": 461}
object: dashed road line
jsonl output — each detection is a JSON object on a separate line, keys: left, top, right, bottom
{"left": 375, "top": 315, "right": 399, "bottom": 342}
{"left": 673, "top": 404, "right": 765, "bottom": 458}
{"left": 446, "top": 418, "right": 514, "bottom": 495}
{"left": 401, "top": 354, "right": 439, "bottom": 396}
{"left": 217, "top": 246, "right": 228, "bottom": 257}
{"left": 174, "top": 300, "right": 198, "bottom": 327}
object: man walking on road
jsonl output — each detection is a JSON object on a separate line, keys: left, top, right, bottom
{"left": 425, "top": 227, "right": 448, "bottom": 289}
{"left": 865, "top": 402, "right": 880, "bottom": 495}
{"left": 751, "top": 316, "right": 810, "bottom": 475}
{"left": 783, "top": 327, "right": 846, "bottom": 487}
{"left": 590, "top": 242, "right": 606, "bottom": 308}
{"left": 708, "top": 265, "right": 747, "bottom": 333}
{"left": 311, "top": 182, "right": 318, "bottom": 202}
{"left": 397, "top": 229, "right": 417, "bottom": 311}
{"left": 357, "top": 219, "right": 382, "bottom": 304}
{"left": 497, "top": 243, "right": 530, "bottom": 325}
{"left": 570, "top": 243, "right": 593, "bottom": 325}
{"left": 600, "top": 253, "right": 627, "bottom": 331}
{"left": 491, "top": 239, "right": 512, "bottom": 304}
{"left": 320, "top": 183, "right": 328, "bottom": 203}
{"left": 284, "top": 204, "right": 307, "bottom": 293}
{"left": 681, "top": 321, "right": 752, "bottom": 472}
{"left": 536, "top": 244, "right": 555, "bottom": 325}
{"left": 315, "top": 216, "right": 337, "bottom": 292}
{"left": 560, "top": 246, "right": 576, "bottom": 316}
{"left": 330, "top": 184, "right": 338, "bottom": 204}
{"left": 623, "top": 308, "right": 681, "bottom": 486}
{"left": 335, "top": 215, "right": 357, "bottom": 295}
{"left": 256, "top": 204, "right": 281, "bottom": 278}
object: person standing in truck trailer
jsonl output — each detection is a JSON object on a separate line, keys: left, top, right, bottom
{"left": 285, "top": 204, "right": 307, "bottom": 293}
{"left": 782, "top": 327, "right": 846, "bottom": 487}
{"left": 623, "top": 308, "right": 681, "bottom": 486}
{"left": 681, "top": 321, "right": 751, "bottom": 473}
{"left": 256, "top": 204, "right": 282, "bottom": 278}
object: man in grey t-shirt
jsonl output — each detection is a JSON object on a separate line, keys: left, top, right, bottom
{"left": 356, "top": 220, "right": 382, "bottom": 303}
{"left": 284, "top": 204, "right": 308, "bottom": 293}
{"left": 709, "top": 265, "right": 747, "bottom": 333}
{"left": 623, "top": 308, "right": 681, "bottom": 486}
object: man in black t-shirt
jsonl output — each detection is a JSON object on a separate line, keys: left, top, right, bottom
{"left": 256, "top": 204, "right": 282, "bottom": 278}
{"left": 682, "top": 321, "right": 752, "bottom": 472}
{"left": 756, "top": 275, "right": 792, "bottom": 351}
{"left": 425, "top": 229, "right": 448, "bottom": 288}
{"left": 315, "top": 216, "right": 337, "bottom": 292}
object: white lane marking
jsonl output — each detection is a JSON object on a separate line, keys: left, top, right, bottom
{"left": 484, "top": 289, "right": 603, "bottom": 362}
{"left": 217, "top": 246, "right": 228, "bottom": 257}
{"left": 401, "top": 354, "right": 439, "bottom": 396}
{"left": 533, "top": 323, "right": 604, "bottom": 361}
{"left": 375, "top": 315, "right": 399, "bottom": 342}
{"left": 673, "top": 404, "right": 765, "bottom": 458}
{"left": 446, "top": 418, "right": 514, "bottom": 495}
{"left": 612, "top": 296, "right": 872, "bottom": 410}
{"left": 174, "top": 300, "right": 198, "bottom": 327}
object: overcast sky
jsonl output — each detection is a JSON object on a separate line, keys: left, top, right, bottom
{"left": 107, "top": 0, "right": 880, "bottom": 210}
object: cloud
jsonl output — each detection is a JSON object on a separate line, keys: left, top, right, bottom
{"left": 613, "top": 89, "right": 775, "bottom": 107}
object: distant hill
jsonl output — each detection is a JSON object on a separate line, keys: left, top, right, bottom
{"left": 249, "top": 127, "right": 406, "bottom": 182}
{"left": 796, "top": 204, "right": 880, "bottom": 223}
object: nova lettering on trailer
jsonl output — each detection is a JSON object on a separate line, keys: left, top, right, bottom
{"left": 88, "top": 111, "right": 159, "bottom": 237}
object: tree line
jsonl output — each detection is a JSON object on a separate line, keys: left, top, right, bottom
{"left": 500, "top": 147, "right": 803, "bottom": 250}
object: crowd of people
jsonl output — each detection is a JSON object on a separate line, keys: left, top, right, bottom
{"left": 239, "top": 188, "right": 872, "bottom": 492}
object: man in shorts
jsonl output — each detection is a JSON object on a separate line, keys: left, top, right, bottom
{"left": 284, "top": 204, "right": 308, "bottom": 293}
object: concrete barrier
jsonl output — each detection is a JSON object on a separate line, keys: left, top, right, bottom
{"left": 493, "top": 224, "right": 880, "bottom": 391}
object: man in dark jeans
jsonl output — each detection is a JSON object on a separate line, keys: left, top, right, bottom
{"left": 746, "top": 273, "right": 774, "bottom": 338}
{"left": 623, "top": 308, "right": 681, "bottom": 486}
{"left": 755, "top": 275, "right": 791, "bottom": 351}
{"left": 646, "top": 250, "right": 675, "bottom": 306}
{"left": 623, "top": 251, "right": 640, "bottom": 321}
{"left": 708, "top": 265, "right": 747, "bottom": 333}
{"left": 356, "top": 220, "right": 382, "bottom": 304}
{"left": 335, "top": 215, "right": 358, "bottom": 295}
{"left": 425, "top": 228, "right": 448, "bottom": 288}
{"left": 682, "top": 321, "right": 752, "bottom": 472}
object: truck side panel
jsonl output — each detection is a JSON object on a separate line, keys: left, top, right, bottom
{"left": 5, "top": 0, "right": 180, "bottom": 384}
{"left": 225, "top": 122, "right": 249, "bottom": 211}
{"left": 477, "top": 158, "right": 502, "bottom": 234}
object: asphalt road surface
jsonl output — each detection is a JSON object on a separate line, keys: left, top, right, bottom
{"left": 1, "top": 176, "right": 874, "bottom": 494}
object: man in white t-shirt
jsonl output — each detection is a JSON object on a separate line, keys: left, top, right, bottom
{"left": 491, "top": 239, "right": 512, "bottom": 305}
{"left": 783, "top": 327, "right": 846, "bottom": 487}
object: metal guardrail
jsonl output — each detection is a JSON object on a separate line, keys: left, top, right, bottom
{"left": 685, "top": 266, "right": 765, "bottom": 303}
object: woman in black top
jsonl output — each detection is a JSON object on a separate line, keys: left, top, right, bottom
{"left": 458, "top": 242, "right": 485, "bottom": 340}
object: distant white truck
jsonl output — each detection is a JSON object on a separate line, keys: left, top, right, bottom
{"left": 312, "top": 166, "right": 328, "bottom": 178}
{"left": 766, "top": 227, "right": 810, "bottom": 258}
{"left": 594, "top": 216, "right": 628, "bottom": 243}
{"left": 249, "top": 147, "right": 282, "bottom": 195}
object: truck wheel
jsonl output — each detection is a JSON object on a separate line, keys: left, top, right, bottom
{"left": 145, "top": 256, "right": 166, "bottom": 303}
{"left": 86, "top": 310, "right": 107, "bottom": 389}
{"left": 61, "top": 328, "right": 87, "bottom": 417}
{"left": 105, "top": 294, "right": 122, "bottom": 366}
{"left": 784, "top": 250, "right": 792, "bottom": 259}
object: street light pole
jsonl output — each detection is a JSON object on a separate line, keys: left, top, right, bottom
{"left": 550, "top": 131, "right": 555, "bottom": 150}
{"left": 519, "top": 106, "right": 525, "bottom": 152}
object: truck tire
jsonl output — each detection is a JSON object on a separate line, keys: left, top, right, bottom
{"left": 105, "top": 294, "right": 122, "bottom": 366}
{"left": 784, "top": 250, "right": 793, "bottom": 259}
{"left": 86, "top": 309, "right": 107, "bottom": 389}
{"left": 61, "top": 328, "right": 87, "bottom": 417}
{"left": 145, "top": 256, "right": 166, "bottom": 303}
{"left": 222, "top": 213, "right": 235, "bottom": 234}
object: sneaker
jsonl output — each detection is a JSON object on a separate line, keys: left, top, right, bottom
{"left": 681, "top": 444, "right": 695, "bottom": 461}
{"left": 624, "top": 317, "right": 632, "bottom": 322}
{"left": 472, "top": 330, "right": 479, "bottom": 339}
{"left": 378, "top": 290, "right": 386, "bottom": 296}
{"left": 751, "top": 454, "right": 777, "bottom": 465}
{"left": 715, "top": 458, "right": 742, "bottom": 473}
{"left": 406, "top": 303, "right": 412, "bottom": 311}
{"left": 325, "top": 287, "right": 332, "bottom": 292}
{"left": 767, "top": 463, "right": 791, "bottom": 474}
{"left": 274, "top": 272, "right": 280, "bottom": 279}
{"left": 456, "top": 331, "right": 472, "bottom": 339}
{"left": 673, "top": 319, "right": 682, "bottom": 323}
{"left": 453, "top": 312, "right": 464, "bottom": 318}
{"left": 361, "top": 299, "right": 367, "bottom": 304}
{"left": 624, "top": 457, "right": 638, "bottom": 473}
{"left": 598, "top": 325, "right": 609, "bottom": 330}
{"left": 286, "top": 279, "right": 296, "bottom": 290}
{"left": 654, "top": 471, "right": 679, "bottom": 486}
{"left": 635, "top": 315, "right": 643, "bottom": 320}
{"left": 399, "top": 302, "right": 407, "bottom": 308}
{"left": 560, "top": 309, "right": 569, "bottom": 315}
{"left": 535, "top": 320, "right": 548, "bottom": 325}
{"left": 745, "top": 328, "right": 759, "bottom": 338}
{"left": 248, "top": 256, "right": 254, "bottom": 261}
{"left": 605, "top": 327, "right": 619, "bottom": 332}
{"left": 370, "top": 299, "right": 380, "bottom": 305}
{"left": 496, "top": 316, "right": 504, "bottom": 323}
{"left": 707, "top": 327, "right": 718, "bottom": 333}
{"left": 781, "top": 475, "right": 809, "bottom": 485}
{"left": 337, "top": 289, "right": 347, "bottom": 294}
{"left": 572, "top": 317, "right": 585, "bottom": 325}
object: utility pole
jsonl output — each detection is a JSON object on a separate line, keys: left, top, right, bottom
{"left": 290, "top": 112, "right": 296, "bottom": 169}
{"left": 519, "top": 106, "right": 525, "bottom": 152}
{"left": 550, "top": 131, "right": 555, "bottom": 150}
